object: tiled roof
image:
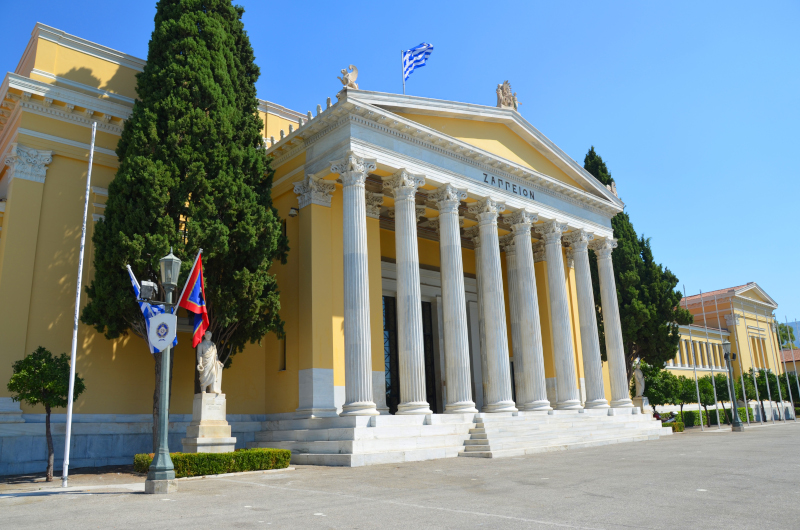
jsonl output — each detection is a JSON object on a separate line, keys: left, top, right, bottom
{"left": 781, "top": 349, "right": 800, "bottom": 363}
{"left": 683, "top": 284, "right": 750, "bottom": 303}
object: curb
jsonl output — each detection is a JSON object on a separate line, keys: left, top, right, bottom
{"left": 176, "top": 467, "right": 295, "bottom": 481}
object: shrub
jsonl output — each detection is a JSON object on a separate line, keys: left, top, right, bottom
{"left": 134, "top": 448, "right": 290, "bottom": 477}
{"left": 670, "top": 422, "right": 685, "bottom": 433}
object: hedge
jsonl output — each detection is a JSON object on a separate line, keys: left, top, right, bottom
{"left": 134, "top": 448, "right": 291, "bottom": 478}
{"left": 669, "top": 422, "right": 684, "bottom": 433}
{"left": 676, "top": 407, "right": 754, "bottom": 427}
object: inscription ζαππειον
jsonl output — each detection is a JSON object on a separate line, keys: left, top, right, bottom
{"left": 483, "top": 173, "right": 535, "bottom": 201}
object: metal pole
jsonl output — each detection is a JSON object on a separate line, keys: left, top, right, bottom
{"left": 739, "top": 299, "right": 764, "bottom": 425}
{"left": 774, "top": 316, "right": 795, "bottom": 421}
{"left": 401, "top": 50, "right": 406, "bottom": 94}
{"left": 147, "top": 289, "right": 176, "bottom": 486}
{"left": 753, "top": 309, "right": 776, "bottom": 424}
{"left": 62, "top": 121, "right": 96, "bottom": 488}
{"left": 684, "top": 287, "right": 704, "bottom": 431}
{"left": 787, "top": 316, "right": 800, "bottom": 413}
{"left": 698, "top": 290, "right": 722, "bottom": 429}
{"left": 764, "top": 310, "right": 788, "bottom": 422}
{"left": 723, "top": 297, "right": 751, "bottom": 425}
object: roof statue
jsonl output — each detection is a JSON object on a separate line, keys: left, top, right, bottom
{"left": 496, "top": 80, "right": 520, "bottom": 111}
{"left": 337, "top": 65, "right": 359, "bottom": 90}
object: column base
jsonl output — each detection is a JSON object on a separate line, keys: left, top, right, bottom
{"left": 145, "top": 479, "right": 177, "bottom": 494}
{"left": 397, "top": 401, "right": 433, "bottom": 415}
{"left": 295, "top": 407, "right": 340, "bottom": 419}
{"left": 610, "top": 398, "right": 634, "bottom": 408}
{"left": 583, "top": 399, "right": 610, "bottom": 409}
{"left": 555, "top": 399, "right": 583, "bottom": 410}
{"left": 482, "top": 401, "right": 518, "bottom": 413}
{"left": 519, "top": 400, "right": 553, "bottom": 412}
{"left": 444, "top": 401, "right": 479, "bottom": 414}
{"left": 340, "top": 401, "right": 380, "bottom": 417}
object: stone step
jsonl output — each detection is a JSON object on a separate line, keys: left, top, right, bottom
{"left": 462, "top": 426, "right": 666, "bottom": 452}
{"left": 459, "top": 433, "right": 658, "bottom": 459}
{"left": 289, "top": 446, "right": 465, "bottom": 467}
{"left": 249, "top": 432, "right": 472, "bottom": 454}
{"left": 254, "top": 422, "right": 473, "bottom": 443}
{"left": 472, "top": 418, "right": 658, "bottom": 435}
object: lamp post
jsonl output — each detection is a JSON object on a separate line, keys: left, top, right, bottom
{"left": 144, "top": 249, "right": 182, "bottom": 494}
{"left": 723, "top": 339, "right": 744, "bottom": 432}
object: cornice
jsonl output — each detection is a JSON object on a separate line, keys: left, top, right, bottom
{"left": 30, "top": 69, "right": 135, "bottom": 106}
{"left": 31, "top": 23, "right": 146, "bottom": 73}
{"left": 258, "top": 99, "right": 306, "bottom": 123}
{"left": 266, "top": 98, "right": 621, "bottom": 219}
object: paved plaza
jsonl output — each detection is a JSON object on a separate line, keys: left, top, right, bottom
{"left": 2, "top": 423, "right": 800, "bottom": 529}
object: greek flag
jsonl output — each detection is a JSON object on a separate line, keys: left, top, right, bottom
{"left": 127, "top": 265, "right": 177, "bottom": 354}
{"left": 403, "top": 43, "right": 434, "bottom": 81}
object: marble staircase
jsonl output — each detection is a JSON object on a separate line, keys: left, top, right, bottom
{"left": 248, "top": 408, "right": 671, "bottom": 467}
{"left": 460, "top": 408, "right": 671, "bottom": 458}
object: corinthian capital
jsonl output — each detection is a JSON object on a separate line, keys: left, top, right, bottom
{"left": 384, "top": 169, "right": 425, "bottom": 200}
{"left": 533, "top": 241, "right": 546, "bottom": 262}
{"left": 503, "top": 209, "right": 537, "bottom": 237}
{"left": 468, "top": 197, "right": 505, "bottom": 226}
{"left": 463, "top": 226, "right": 481, "bottom": 247}
{"left": 329, "top": 150, "right": 377, "bottom": 187}
{"left": 499, "top": 234, "right": 516, "bottom": 254}
{"left": 365, "top": 192, "right": 384, "bottom": 219}
{"left": 564, "top": 229, "right": 594, "bottom": 251}
{"left": 293, "top": 173, "right": 337, "bottom": 209}
{"left": 589, "top": 238, "right": 618, "bottom": 258}
{"left": 534, "top": 220, "right": 568, "bottom": 244}
{"left": 429, "top": 183, "right": 467, "bottom": 213}
{"left": 4, "top": 143, "right": 53, "bottom": 184}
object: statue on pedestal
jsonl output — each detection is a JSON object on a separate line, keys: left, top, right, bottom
{"left": 197, "top": 331, "right": 223, "bottom": 394}
{"left": 633, "top": 360, "right": 645, "bottom": 398}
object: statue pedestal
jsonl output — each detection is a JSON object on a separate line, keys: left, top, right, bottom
{"left": 632, "top": 396, "right": 649, "bottom": 415}
{"left": 181, "top": 393, "right": 236, "bottom": 453}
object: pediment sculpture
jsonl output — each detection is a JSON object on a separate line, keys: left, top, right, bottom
{"left": 496, "top": 80, "right": 520, "bottom": 111}
{"left": 338, "top": 65, "right": 359, "bottom": 90}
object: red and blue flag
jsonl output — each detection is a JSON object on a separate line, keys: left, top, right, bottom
{"left": 178, "top": 253, "right": 209, "bottom": 347}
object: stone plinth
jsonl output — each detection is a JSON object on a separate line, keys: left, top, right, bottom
{"left": 0, "top": 398, "right": 24, "bottom": 423}
{"left": 632, "top": 396, "right": 649, "bottom": 415}
{"left": 181, "top": 393, "right": 236, "bottom": 453}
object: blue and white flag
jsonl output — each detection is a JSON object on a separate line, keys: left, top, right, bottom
{"left": 403, "top": 43, "right": 434, "bottom": 81}
{"left": 127, "top": 265, "right": 177, "bottom": 354}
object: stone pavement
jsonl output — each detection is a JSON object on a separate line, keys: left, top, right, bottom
{"left": 2, "top": 422, "right": 800, "bottom": 529}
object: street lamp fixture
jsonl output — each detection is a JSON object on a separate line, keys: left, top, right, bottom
{"left": 722, "top": 339, "right": 744, "bottom": 432}
{"left": 145, "top": 248, "right": 182, "bottom": 494}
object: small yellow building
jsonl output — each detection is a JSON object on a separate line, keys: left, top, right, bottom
{"left": 665, "top": 283, "right": 786, "bottom": 384}
{"left": 1, "top": 24, "right": 673, "bottom": 471}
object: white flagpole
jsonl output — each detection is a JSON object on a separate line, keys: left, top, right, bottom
{"left": 174, "top": 248, "right": 203, "bottom": 313}
{"left": 684, "top": 286, "right": 704, "bottom": 431}
{"left": 62, "top": 121, "right": 96, "bottom": 488}
{"left": 401, "top": 50, "right": 405, "bottom": 95}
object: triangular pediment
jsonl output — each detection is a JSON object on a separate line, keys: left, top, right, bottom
{"left": 347, "top": 90, "right": 620, "bottom": 204}
{"left": 735, "top": 283, "right": 777, "bottom": 308}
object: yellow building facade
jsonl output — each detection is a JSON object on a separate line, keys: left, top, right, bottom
{"left": 665, "top": 283, "right": 786, "bottom": 384}
{"left": 0, "top": 25, "right": 682, "bottom": 471}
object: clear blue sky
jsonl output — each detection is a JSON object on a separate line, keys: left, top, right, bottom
{"left": 3, "top": 1, "right": 799, "bottom": 323}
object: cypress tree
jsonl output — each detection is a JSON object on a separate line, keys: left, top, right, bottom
{"left": 82, "top": 0, "right": 288, "bottom": 450}
{"left": 585, "top": 147, "right": 690, "bottom": 379}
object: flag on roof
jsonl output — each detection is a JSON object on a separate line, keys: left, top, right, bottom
{"left": 177, "top": 252, "right": 210, "bottom": 347}
{"left": 126, "top": 265, "right": 176, "bottom": 355}
{"left": 402, "top": 43, "right": 434, "bottom": 81}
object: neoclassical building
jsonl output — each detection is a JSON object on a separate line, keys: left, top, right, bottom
{"left": 0, "top": 24, "right": 670, "bottom": 472}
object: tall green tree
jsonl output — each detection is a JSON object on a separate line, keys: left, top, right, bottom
{"left": 675, "top": 375, "right": 697, "bottom": 419}
{"left": 697, "top": 375, "right": 717, "bottom": 427}
{"left": 778, "top": 323, "right": 796, "bottom": 349}
{"left": 634, "top": 361, "right": 678, "bottom": 414}
{"left": 7, "top": 347, "right": 86, "bottom": 481}
{"left": 584, "top": 147, "right": 692, "bottom": 379}
{"left": 81, "top": 0, "right": 288, "bottom": 451}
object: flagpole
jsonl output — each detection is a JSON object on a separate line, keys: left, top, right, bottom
{"left": 62, "top": 121, "right": 96, "bottom": 488}
{"left": 401, "top": 50, "right": 406, "bottom": 94}
{"left": 174, "top": 249, "right": 203, "bottom": 313}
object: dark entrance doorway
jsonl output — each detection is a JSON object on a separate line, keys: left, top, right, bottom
{"left": 382, "top": 296, "right": 439, "bottom": 414}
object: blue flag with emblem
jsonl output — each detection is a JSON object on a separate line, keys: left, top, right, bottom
{"left": 402, "top": 43, "right": 434, "bottom": 90}
{"left": 127, "top": 265, "right": 177, "bottom": 354}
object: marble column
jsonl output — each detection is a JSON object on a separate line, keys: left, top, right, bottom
{"left": 468, "top": 198, "right": 517, "bottom": 413}
{"left": 385, "top": 170, "right": 431, "bottom": 415}
{"left": 504, "top": 210, "right": 551, "bottom": 411}
{"left": 500, "top": 235, "right": 523, "bottom": 407}
{"left": 465, "top": 226, "right": 489, "bottom": 410}
{"left": 535, "top": 221, "right": 581, "bottom": 410}
{"left": 590, "top": 238, "right": 633, "bottom": 408}
{"left": 430, "top": 184, "right": 478, "bottom": 413}
{"left": 564, "top": 229, "right": 609, "bottom": 409}
{"left": 329, "top": 151, "right": 379, "bottom": 416}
